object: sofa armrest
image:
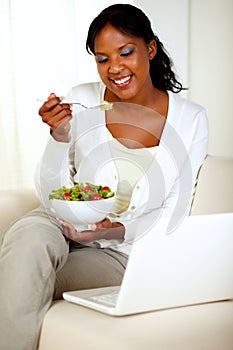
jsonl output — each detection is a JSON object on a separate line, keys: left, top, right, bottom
{"left": 0, "top": 189, "right": 40, "bottom": 242}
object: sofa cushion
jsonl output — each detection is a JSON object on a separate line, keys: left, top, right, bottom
{"left": 38, "top": 299, "right": 233, "bottom": 350}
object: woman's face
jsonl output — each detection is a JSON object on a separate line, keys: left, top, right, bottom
{"left": 94, "top": 24, "right": 156, "bottom": 103}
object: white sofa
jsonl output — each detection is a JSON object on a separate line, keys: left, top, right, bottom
{"left": 0, "top": 155, "right": 233, "bottom": 350}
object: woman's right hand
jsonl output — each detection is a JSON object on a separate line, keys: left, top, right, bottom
{"left": 39, "top": 93, "right": 73, "bottom": 142}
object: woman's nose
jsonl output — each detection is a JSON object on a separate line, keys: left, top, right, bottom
{"left": 108, "top": 59, "right": 122, "bottom": 74}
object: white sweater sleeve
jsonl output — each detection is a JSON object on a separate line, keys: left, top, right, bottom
{"left": 34, "top": 136, "right": 76, "bottom": 209}
{"left": 34, "top": 82, "right": 104, "bottom": 209}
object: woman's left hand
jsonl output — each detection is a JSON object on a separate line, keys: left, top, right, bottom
{"left": 59, "top": 218, "right": 125, "bottom": 244}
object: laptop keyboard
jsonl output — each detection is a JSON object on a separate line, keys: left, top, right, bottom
{"left": 89, "top": 290, "right": 119, "bottom": 307}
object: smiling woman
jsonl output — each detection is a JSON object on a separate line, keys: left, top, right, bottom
{"left": 0, "top": 3, "right": 209, "bottom": 350}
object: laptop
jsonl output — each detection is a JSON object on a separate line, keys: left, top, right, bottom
{"left": 63, "top": 212, "right": 233, "bottom": 316}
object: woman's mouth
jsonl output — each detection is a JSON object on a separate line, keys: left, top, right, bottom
{"left": 110, "top": 75, "right": 133, "bottom": 88}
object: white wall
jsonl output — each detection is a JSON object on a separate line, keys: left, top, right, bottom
{"left": 134, "top": 0, "right": 189, "bottom": 92}
{"left": 189, "top": 0, "right": 233, "bottom": 158}
{"left": 135, "top": 0, "right": 233, "bottom": 158}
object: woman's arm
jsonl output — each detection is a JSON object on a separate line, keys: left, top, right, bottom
{"left": 35, "top": 93, "right": 76, "bottom": 208}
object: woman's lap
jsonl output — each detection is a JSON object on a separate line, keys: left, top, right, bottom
{"left": 1, "top": 205, "right": 128, "bottom": 300}
{"left": 54, "top": 243, "right": 128, "bottom": 299}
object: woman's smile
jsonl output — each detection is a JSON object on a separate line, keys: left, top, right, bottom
{"left": 109, "top": 74, "right": 133, "bottom": 88}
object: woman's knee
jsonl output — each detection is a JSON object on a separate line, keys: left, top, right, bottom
{"left": 1, "top": 208, "right": 67, "bottom": 255}
{"left": 0, "top": 211, "right": 69, "bottom": 281}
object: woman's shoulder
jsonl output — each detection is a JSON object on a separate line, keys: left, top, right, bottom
{"left": 167, "top": 91, "right": 208, "bottom": 136}
{"left": 68, "top": 81, "right": 105, "bottom": 105}
{"left": 169, "top": 91, "right": 206, "bottom": 115}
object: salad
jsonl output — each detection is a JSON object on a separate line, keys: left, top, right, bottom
{"left": 49, "top": 182, "right": 115, "bottom": 201}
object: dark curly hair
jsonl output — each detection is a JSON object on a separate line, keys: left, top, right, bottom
{"left": 86, "top": 3, "right": 184, "bottom": 93}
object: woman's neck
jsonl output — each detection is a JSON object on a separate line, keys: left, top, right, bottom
{"left": 104, "top": 86, "right": 169, "bottom": 118}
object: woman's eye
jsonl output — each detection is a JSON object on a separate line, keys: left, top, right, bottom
{"left": 96, "top": 56, "right": 108, "bottom": 64}
{"left": 120, "top": 48, "right": 135, "bottom": 57}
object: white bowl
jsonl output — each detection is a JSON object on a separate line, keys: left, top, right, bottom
{"left": 50, "top": 197, "right": 115, "bottom": 229}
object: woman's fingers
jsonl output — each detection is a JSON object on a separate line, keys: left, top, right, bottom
{"left": 38, "top": 93, "right": 73, "bottom": 141}
{"left": 43, "top": 105, "right": 72, "bottom": 127}
{"left": 39, "top": 101, "right": 72, "bottom": 126}
{"left": 39, "top": 95, "right": 61, "bottom": 114}
{"left": 92, "top": 218, "right": 112, "bottom": 230}
{"left": 59, "top": 219, "right": 79, "bottom": 241}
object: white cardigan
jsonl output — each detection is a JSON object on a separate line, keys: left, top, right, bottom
{"left": 35, "top": 82, "right": 208, "bottom": 255}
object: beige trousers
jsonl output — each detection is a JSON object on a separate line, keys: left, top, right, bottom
{"left": 0, "top": 206, "right": 128, "bottom": 350}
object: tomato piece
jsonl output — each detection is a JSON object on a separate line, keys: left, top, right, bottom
{"left": 84, "top": 185, "right": 94, "bottom": 193}
{"left": 102, "top": 186, "right": 110, "bottom": 191}
{"left": 62, "top": 192, "right": 71, "bottom": 200}
{"left": 90, "top": 193, "right": 102, "bottom": 200}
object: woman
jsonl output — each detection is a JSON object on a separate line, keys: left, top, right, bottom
{"left": 0, "top": 4, "right": 208, "bottom": 350}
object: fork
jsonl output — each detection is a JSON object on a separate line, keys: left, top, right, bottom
{"left": 36, "top": 99, "right": 112, "bottom": 110}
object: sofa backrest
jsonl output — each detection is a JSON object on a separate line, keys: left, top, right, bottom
{"left": 191, "top": 155, "right": 233, "bottom": 215}
{"left": 0, "top": 189, "right": 40, "bottom": 241}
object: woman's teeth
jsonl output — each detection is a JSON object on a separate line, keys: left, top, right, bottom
{"left": 113, "top": 76, "right": 131, "bottom": 85}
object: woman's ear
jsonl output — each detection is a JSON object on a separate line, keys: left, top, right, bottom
{"left": 147, "top": 39, "right": 157, "bottom": 60}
